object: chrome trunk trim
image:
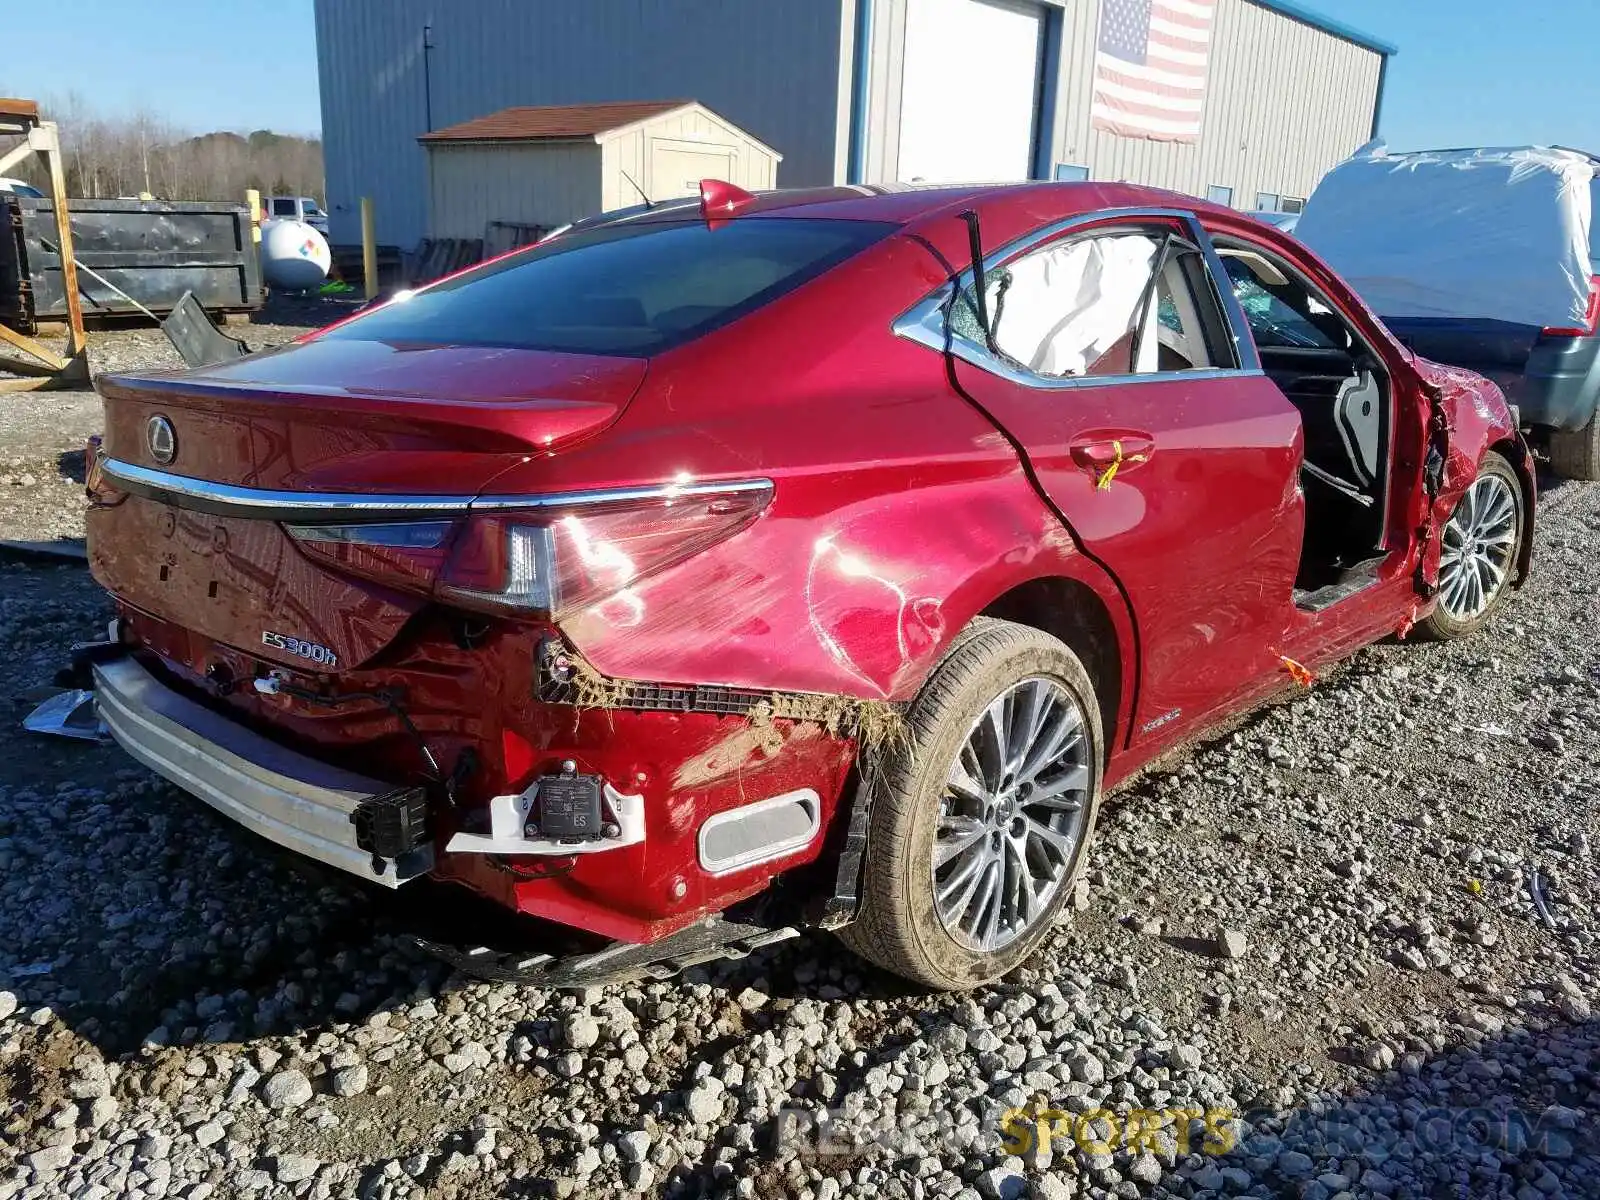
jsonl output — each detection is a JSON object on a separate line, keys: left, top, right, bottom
{"left": 99, "top": 458, "right": 773, "bottom": 522}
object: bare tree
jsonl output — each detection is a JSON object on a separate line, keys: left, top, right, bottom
{"left": 0, "top": 90, "right": 322, "bottom": 205}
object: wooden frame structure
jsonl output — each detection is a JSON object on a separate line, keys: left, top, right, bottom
{"left": 0, "top": 97, "right": 88, "bottom": 391}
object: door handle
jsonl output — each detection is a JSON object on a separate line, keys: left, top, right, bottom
{"left": 1069, "top": 433, "right": 1155, "bottom": 489}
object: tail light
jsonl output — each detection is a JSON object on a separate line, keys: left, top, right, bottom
{"left": 286, "top": 482, "right": 772, "bottom": 620}
{"left": 1542, "top": 275, "right": 1600, "bottom": 337}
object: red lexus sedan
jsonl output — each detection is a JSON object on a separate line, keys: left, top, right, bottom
{"left": 81, "top": 181, "right": 1532, "bottom": 990}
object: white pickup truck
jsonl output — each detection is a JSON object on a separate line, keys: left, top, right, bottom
{"left": 263, "top": 195, "right": 328, "bottom": 236}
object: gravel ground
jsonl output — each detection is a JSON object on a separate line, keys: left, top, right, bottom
{"left": 0, "top": 320, "right": 1596, "bottom": 1199}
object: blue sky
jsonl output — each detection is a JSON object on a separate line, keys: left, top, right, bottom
{"left": 2, "top": 0, "right": 1597, "bottom": 153}
{"left": 1, "top": 0, "right": 323, "bottom": 136}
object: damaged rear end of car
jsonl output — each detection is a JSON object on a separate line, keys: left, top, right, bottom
{"left": 79, "top": 200, "right": 925, "bottom": 967}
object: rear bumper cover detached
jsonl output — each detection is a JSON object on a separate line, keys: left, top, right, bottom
{"left": 91, "top": 657, "right": 434, "bottom": 887}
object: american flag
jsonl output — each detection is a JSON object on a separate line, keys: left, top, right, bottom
{"left": 1092, "top": 0, "right": 1217, "bottom": 143}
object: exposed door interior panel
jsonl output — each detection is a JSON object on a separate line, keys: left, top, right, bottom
{"left": 897, "top": 0, "right": 1043, "bottom": 184}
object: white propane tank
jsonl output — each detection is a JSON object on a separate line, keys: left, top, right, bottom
{"left": 260, "top": 220, "right": 332, "bottom": 290}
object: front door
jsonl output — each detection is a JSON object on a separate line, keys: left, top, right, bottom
{"left": 944, "top": 217, "right": 1306, "bottom": 743}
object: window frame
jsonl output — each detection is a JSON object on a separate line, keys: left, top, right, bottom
{"left": 1054, "top": 163, "right": 1091, "bottom": 182}
{"left": 1206, "top": 185, "right": 1234, "bottom": 207}
{"left": 1255, "top": 192, "right": 1281, "bottom": 213}
{"left": 893, "top": 206, "right": 1261, "bottom": 392}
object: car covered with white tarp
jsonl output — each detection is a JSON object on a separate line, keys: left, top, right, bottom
{"left": 1296, "top": 143, "right": 1600, "bottom": 478}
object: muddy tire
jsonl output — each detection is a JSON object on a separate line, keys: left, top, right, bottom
{"left": 838, "top": 618, "right": 1102, "bottom": 990}
{"left": 1414, "top": 450, "right": 1525, "bottom": 642}
{"left": 1549, "top": 408, "right": 1600, "bottom": 482}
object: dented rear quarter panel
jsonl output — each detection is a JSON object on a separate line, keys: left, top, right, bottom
{"left": 479, "top": 228, "right": 1138, "bottom": 729}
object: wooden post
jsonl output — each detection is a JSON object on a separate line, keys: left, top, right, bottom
{"left": 360, "top": 197, "right": 378, "bottom": 301}
{"left": 245, "top": 188, "right": 261, "bottom": 242}
{"left": 40, "top": 122, "right": 85, "bottom": 360}
{"left": 0, "top": 98, "right": 89, "bottom": 390}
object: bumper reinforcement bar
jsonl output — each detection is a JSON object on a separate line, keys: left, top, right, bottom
{"left": 92, "top": 656, "right": 434, "bottom": 887}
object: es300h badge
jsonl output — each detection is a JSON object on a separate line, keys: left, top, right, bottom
{"left": 261, "top": 631, "right": 338, "bottom": 668}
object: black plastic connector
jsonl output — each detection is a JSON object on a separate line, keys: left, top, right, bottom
{"left": 350, "top": 787, "right": 430, "bottom": 875}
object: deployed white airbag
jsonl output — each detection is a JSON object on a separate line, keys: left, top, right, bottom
{"left": 991, "top": 234, "right": 1158, "bottom": 376}
{"left": 1295, "top": 143, "right": 1597, "bottom": 329}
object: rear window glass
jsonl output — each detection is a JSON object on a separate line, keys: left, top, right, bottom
{"left": 327, "top": 216, "right": 895, "bottom": 356}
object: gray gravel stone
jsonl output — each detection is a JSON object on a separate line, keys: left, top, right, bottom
{"left": 563, "top": 1012, "right": 601, "bottom": 1050}
{"left": 261, "top": 1069, "right": 313, "bottom": 1110}
{"left": 272, "top": 1154, "right": 320, "bottom": 1184}
{"left": 1215, "top": 927, "right": 1249, "bottom": 959}
{"left": 330, "top": 1063, "right": 369, "bottom": 1097}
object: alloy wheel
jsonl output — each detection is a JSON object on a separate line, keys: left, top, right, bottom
{"left": 1437, "top": 472, "right": 1518, "bottom": 621}
{"left": 932, "top": 676, "right": 1091, "bottom": 952}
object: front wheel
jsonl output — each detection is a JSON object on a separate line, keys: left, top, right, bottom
{"left": 839, "top": 618, "right": 1103, "bottom": 990}
{"left": 1414, "top": 450, "right": 1525, "bottom": 641}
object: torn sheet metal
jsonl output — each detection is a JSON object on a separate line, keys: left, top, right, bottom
{"left": 22, "top": 689, "right": 107, "bottom": 742}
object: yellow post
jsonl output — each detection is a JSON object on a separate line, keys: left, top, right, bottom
{"left": 360, "top": 196, "right": 378, "bottom": 301}
{"left": 245, "top": 188, "right": 261, "bottom": 243}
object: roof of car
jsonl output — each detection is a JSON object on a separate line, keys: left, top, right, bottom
{"left": 580, "top": 181, "right": 1236, "bottom": 227}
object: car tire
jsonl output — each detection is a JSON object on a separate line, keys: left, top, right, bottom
{"left": 1549, "top": 409, "right": 1600, "bottom": 481}
{"left": 839, "top": 618, "right": 1103, "bottom": 990}
{"left": 1414, "top": 450, "right": 1525, "bottom": 642}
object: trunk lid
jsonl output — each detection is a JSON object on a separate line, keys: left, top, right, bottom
{"left": 91, "top": 339, "right": 647, "bottom": 671}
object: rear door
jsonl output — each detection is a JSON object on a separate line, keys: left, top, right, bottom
{"left": 930, "top": 214, "right": 1305, "bottom": 742}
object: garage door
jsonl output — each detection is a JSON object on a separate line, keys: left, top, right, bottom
{"left": 897, "top": 0, "right": 1043, "bottom": 183}
{"left": 650, "top": 142, "right": 736, "bottom": 200}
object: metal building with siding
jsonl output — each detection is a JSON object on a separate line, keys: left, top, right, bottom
{"left": 314, "top": 0, "right": 1394, "bottom": 247}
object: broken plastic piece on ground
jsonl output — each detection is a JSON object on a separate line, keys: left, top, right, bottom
{"left": 1529, "top": 868, "right": 1558, "bottom": 930}
{"left": 1276, "top": 653, "right": 1314, "bottom": 688}
{"left": 161, "top": 290, "right": 251, "bottom": 369}
{"left": 22, "top": 688, "right": 107, "bottom": 742}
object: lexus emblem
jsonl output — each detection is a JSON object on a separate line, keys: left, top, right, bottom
{"left": 146, "top": 415, "right": 176, "bottom": 464}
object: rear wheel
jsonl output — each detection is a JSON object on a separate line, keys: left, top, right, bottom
{"left": 1549, "top": 409, "right": 1600, "bottom": 481}
{"left": 839, "top": 619, "right": 1102, "bottom": 990}
{"left": 1414, "top": 450, "right": 1524, "bottom": 641}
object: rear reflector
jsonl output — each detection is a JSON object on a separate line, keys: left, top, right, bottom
{"left": 1542, "top": 275, "right": 1600, "bottom": 337}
